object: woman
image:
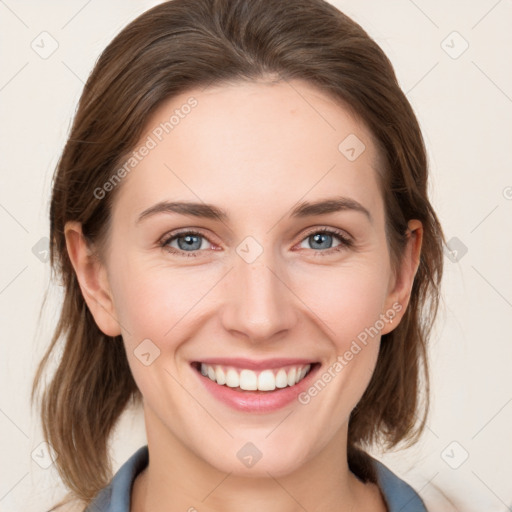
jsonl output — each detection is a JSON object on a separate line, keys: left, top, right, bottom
{"left": 32, "top": 0, "right": 444, "bottom": 510}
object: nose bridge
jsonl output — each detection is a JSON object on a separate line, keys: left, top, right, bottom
{"left": 220, "top": 243, "right": 297, "bottom": 342}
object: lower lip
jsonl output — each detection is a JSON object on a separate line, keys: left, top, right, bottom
{"left": 192, "top": 363, "right": 320, "bottom": 413}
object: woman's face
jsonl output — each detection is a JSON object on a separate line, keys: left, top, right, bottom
{"left": 70, "top": 79, "right": 420, "bottom": 477}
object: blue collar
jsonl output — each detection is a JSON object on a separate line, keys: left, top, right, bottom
{"left": 86, "top": 445, "right": 427, "bottom": 512}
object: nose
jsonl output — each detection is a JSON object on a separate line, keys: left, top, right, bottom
{"left": 219, "top": 252, "right": 298, "bottom": 344}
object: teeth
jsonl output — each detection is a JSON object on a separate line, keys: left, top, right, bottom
{"left": 287, "top": 367, "right": 296, "bottom": 386}
{"left": 258, "top": 370, "right": 276, "bottom": 391}
{"left": 215, "top": 366, "right": 226, "bottom": 385}
{"left": 240, "top": 369, "right": 258, "bottom": 390}
{"left": 225, "top": 368, "right": 239, "bottom": 388}
{"left": 275, "top": 369, "right": 288, "bottom": 388}
{"left": 199, "top": 363, "right": 312, "bottom": 391}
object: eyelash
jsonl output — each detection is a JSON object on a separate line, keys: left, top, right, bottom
{"left": 159, "top": 227, "right": 354, "bottom": 258}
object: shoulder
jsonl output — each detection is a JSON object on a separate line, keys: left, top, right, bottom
{"left": 85, "top": 446, "right": 149, "bottom": 512}
{"left": 371, "top": 458, "right": 428, "bottom": 512}
{"left": 348, "top": 447, "right": 428, "bottom": 511}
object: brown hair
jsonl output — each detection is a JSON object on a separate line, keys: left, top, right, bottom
{"left": 32, "top": 0, "right": 444, "bottom": 508}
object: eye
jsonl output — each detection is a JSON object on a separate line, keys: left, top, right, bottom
{"left": 160, "top": 230, "right": 213, "bottom": 257}
{"left": 159, "top": 227, "right": 353, "bottom": 258}
{"left": 297, "top": 227, "right": 353, "bottom": 256}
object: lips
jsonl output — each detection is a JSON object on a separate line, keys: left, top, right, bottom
{"left": 191, "top": 359, "right": 321, "bottom": 412}
{"left": 195, "top": 357, "right": 317, "bottom": 370}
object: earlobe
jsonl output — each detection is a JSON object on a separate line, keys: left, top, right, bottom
{"left": 64, "top": 221, "right": 122, "bottom": 337}
{"left": 381, "top": 219, "right": 423, "bottom": 335}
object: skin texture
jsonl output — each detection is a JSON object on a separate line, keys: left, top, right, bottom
{"left": 65, "top": 79, "right": 422, "bottom": 512}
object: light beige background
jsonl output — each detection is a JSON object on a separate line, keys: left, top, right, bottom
{"left": 0, "top": 1, "right": 511, "bottom": 511}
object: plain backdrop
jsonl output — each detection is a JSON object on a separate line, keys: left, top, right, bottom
{"left": 0, "top": 1, "right": 511, "bottom": 511}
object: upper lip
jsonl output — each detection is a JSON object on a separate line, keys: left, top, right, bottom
{"left": 193, "top": 358, "right": 318, "bottom": 370}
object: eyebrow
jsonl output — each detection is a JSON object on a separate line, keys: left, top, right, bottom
{"left": 136, "top": 196, "right": 372, "bottom": 224}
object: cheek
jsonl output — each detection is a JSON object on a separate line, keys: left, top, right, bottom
{"left": 295, "top": 264, "right": 389, "bottom": 403}
{"left": 110, "top": 257, "right": 211, "bottom": 341}
{"left": 297, "top": 262, "right": 390, "bottom": 343}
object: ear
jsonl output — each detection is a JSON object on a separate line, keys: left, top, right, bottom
{"left": 380, "top": 219, "right": 423, "bottom": 335}
{"left": 64, "top": 221, "right": 122, "bottom": 337}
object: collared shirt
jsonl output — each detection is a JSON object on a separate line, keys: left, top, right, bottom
{"left": 85, "top": 445, "right": 427, "bottom": 512}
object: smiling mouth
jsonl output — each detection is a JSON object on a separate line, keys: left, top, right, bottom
{"left": 191, "top": 361, "right": 319, "bottom": 392}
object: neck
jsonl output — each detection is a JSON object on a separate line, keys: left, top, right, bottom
{"left": 131, "top": 407, "right": 386, "bottom": 512}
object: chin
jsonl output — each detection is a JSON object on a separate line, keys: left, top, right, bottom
{"left": 194, "top": 436, "right": 314, "bottom": 478}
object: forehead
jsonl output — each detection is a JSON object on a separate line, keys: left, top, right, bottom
{"left": 111, "top": 79, "right": 384, "bottom": 226}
